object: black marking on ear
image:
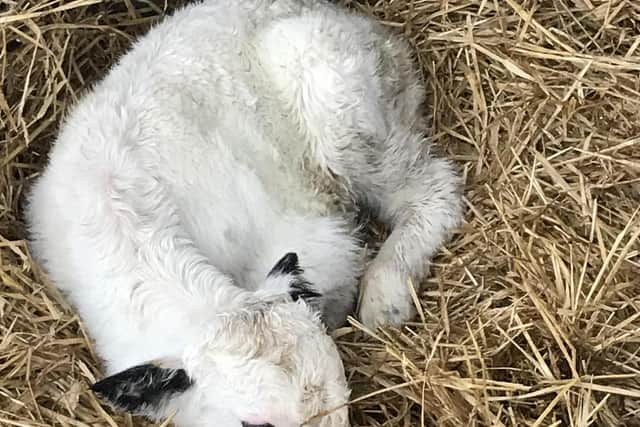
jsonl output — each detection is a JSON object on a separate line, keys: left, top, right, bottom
{"left": 289, "top": 279, "right": 322, "bottom": 303}
{"left": 268, "top": 252, "right": 302, "bottom": 277}
{"left": 90, "top": 364, "right": 193, "bottom": 414}
{"left": 267, "top": 252, "right": 322, "bottom": 305}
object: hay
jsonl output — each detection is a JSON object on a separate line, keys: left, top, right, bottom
{"left": 2, "top": 0, "right": 640, "bottom": 425}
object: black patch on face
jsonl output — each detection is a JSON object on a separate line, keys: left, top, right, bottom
{"left": 90, "top": 363, "right": 193, "bottom": 413}
{"left": 268, "top": 252, "right": 302, "bottom": 276}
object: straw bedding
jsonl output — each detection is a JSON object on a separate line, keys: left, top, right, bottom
{"left": 2, "top": 0, "right": 640, "bottom": 426}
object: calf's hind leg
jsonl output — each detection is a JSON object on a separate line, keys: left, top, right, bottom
{"left": 257, "top": 9, "right": 463, "bottom": 327}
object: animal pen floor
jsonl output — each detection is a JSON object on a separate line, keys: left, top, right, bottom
{"left": 2, "top": 1, "right": 640, "bottom": 426}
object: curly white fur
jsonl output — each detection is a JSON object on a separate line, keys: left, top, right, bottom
{"left": 26, "top": 0, "right": 462, "bottom": 426}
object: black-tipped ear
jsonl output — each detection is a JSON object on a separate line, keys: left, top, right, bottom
{"left": 289, "top": 280, "right": 322, "bottom": 303}
{"left": 267, "top": 252, "right": 322, "bottom": 305}
{"left": 268, "top": 252, "right": 302, "bottom": 276}
{"left": 91, "top": 363, "right": 193, "bottom": 414}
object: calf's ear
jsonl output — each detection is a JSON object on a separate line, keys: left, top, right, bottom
{"left": 91, "top": 360, "right": 193, "bottom": 415}
{"left": 268, "top": 252, "right": 321, "bottom": 304}
{"left": 268, "top": 252, "right": 303, "bottom": 276}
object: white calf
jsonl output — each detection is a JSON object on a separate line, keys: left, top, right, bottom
{"left": 26, "top": 0, "right": 462, "bottom": 426}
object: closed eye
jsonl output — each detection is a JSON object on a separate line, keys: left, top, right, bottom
{"left": 241, "top": 422, "right": 274, "bottom": 427}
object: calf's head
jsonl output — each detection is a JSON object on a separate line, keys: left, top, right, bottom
{"left": 91, "top": 254, "right": 350, "bottom": 427}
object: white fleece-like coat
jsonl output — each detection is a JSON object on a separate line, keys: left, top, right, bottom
{"left": 26, "top": 1, "right": 463, "bottom": 426}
